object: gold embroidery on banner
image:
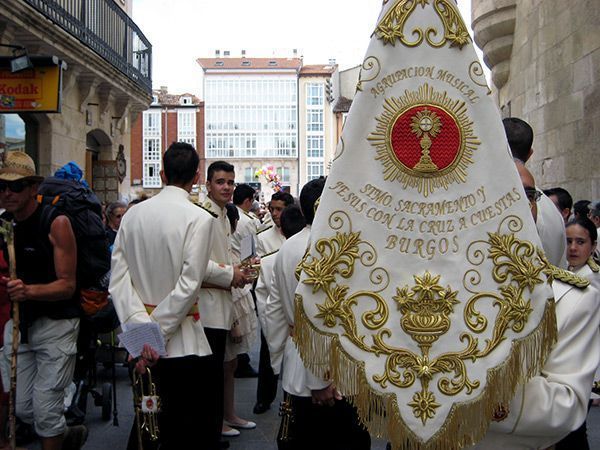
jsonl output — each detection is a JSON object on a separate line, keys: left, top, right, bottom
{"left": 468, "top": 61, "right": 492, "bottom": 95}
{"left": 297, "top": 213, "right": 556, "bottom": 431}
{"left": 368, "top": 83, "right": 481, "bottom": 197}
{"left": 357, "top": 56, "right": 382, "bottom": 92}
{"left": 410, "top": 109, "right": 442, "bottom": 172}
{"left": 375, "top": 0, "right": 471, "bottom": 49}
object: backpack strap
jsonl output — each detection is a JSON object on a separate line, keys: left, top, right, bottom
{"left": 37, "top": 204, "right": 61, "bottom": 240}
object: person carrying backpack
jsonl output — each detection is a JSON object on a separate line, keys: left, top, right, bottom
{"left": 0, "top": 151, "right": 87, "bottom": 450}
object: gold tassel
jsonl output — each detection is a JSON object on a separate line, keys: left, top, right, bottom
{"left": 294, "top": 296, "right": 558, "bottom": 450}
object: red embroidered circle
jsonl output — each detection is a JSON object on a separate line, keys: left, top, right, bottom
{"left": 390, "top": 105, "right": 461, "bottom": 172}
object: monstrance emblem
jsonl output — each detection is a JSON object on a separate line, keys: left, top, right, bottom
{"left": 368, "top": 83, "right": 480, "bottom": 196}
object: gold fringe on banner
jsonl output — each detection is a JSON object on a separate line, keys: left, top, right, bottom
{"left": 293, "top": 295, "right": 557, "bottom": 450}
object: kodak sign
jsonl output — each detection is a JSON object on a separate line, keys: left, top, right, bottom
{"left": 0, "top": 58, "right": 62, "bottom": 113}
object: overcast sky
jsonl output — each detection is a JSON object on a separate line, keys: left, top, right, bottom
{"left": 132, "top": 0, "right": 477, "bottom": 95}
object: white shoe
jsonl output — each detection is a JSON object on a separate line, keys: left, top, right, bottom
{"left": 221, "top": 427, "right": 240, "bottom": 437}
{"left": 224, "top": 419, "right": 256, "bottom": 430}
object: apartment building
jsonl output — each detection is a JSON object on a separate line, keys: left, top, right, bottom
{"left": 198, "top": 52, "right": 338, "bottom": 197}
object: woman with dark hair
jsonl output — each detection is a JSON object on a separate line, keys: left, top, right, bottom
{"left": 556, "top": 217, "right": 600, "bottom": 450}
{"left": 565, "top": 218, "right": 600, "bottom": 292}
{"left": 225, "top": 203, "right": 239, "bottom": 233}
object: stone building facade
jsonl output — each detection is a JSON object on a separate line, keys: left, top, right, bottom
{"left": 0, "top": 0, "right": 152, "bottom": 202}
{"left": 472, "top": 0, "right": 600, "bottom": 201}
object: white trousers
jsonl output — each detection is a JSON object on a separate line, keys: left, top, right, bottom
{"left": 1, "top": 316, "right": 79, "bottom": 438}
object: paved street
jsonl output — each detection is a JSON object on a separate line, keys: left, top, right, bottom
{"left": 24, "top": 340, "right": 600, "bottom": 449}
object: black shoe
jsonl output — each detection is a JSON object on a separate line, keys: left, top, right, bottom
{"left": 219, "top": 440, "right": 230, "bottom": 449}
{"left": 234, "top": 366, "right": 259, "bottom": 378}
{"left": 253, "top": 402, "right": 270, "bottom": 414}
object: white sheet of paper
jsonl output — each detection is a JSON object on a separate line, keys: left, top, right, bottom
{"left": 117, "top": 322, "right": 167, "bottom": 358}
{"left": 240, "top": 234, "right": 255, "bottom": 261}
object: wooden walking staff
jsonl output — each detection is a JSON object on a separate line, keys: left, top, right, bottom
{"left": 0, "top": 219, "right": 18, "bottom": 450}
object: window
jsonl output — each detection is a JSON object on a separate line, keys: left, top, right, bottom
{"left": 142, "top": 110, "right": 162, "bottom": 187}
{"left": 180, "top": 96, "right": 192, "bottom": 105}
{"left": 305, "top": 82, "right": 325, "bottom": 172}
{"left": 307, "top": 136, "right": 324, "bottom": 159}
{"left": 307, "top": 162, "right": 323, "bottom": 181}
{"left": 277, "top": 166, "right": 290, "bottom": 183}
{"left": 244, "top": 167, "right": 258, "bottom": 183}
{"left": 143, "top": 138, "right": 161, "bottom": 188}
{"left": 306, "top": 83, "right": 324, "bottom": 106}
{"left": 306, "top": 110, "right": 323, "bottom": 131}
{"left": 179, "top": 137, "right": 196, "bottom": 146}
{"left": 204, "top": 77, "right": 298, "bottom": 158}
{"left": 143, "top": 110, "right": 161, "bottom": 136}
{"left": 178, "top": 110, "right": 196, "bottom": 145}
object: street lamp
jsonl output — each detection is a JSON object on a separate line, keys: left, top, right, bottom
{"left": 0, "top": 44, "right": 33, "bottom": 73}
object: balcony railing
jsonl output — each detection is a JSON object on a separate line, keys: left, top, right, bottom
{"left": 23, "top": 0, "right": 152, "bottom": 93}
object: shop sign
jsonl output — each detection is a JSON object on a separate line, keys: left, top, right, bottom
{"left": 0, "top": 57, "right": 63, "bottom": 113}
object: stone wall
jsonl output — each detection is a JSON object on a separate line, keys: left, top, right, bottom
{"left": 473, "top": 0, "right": 600, "bottom": 201}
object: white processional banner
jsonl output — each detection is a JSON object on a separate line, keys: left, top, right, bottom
{"left": 293, "top": 1, "right": 559, "bottom": 449}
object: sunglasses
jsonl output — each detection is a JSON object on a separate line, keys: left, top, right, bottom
{"left": 0, "top": 179, "right": 32, "bottom": 193}
{"left": 524, "top": 187, "right": 541, "bottom": 203}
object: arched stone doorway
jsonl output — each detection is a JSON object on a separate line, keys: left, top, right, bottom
{"left": 86, "top": 129, "right": 118, "bottom": 203}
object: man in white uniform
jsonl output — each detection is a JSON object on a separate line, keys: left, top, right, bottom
{"left": 198, "top": 161, "right": 249, "bottom": 448}
{"left": 110, "top": 143, "right": 215, "bottom": 449}
{"left": 258, "top": 205, "right": 305, "bottom": 373}
{"left": 231, "top": 183, "right": 260, "bottom": 379}
{"left": 544, "top": 187, "right": 573, "bottom": 224}
{"left": 468, "top": 163, "right": 600, "bottom": 449}
{"left": 268, "top": 179, "right": 370, "bottom": 450}
{"left": 503, "top": 117, "right": 567, "bottom": 268}
{"left": 256, "top": 192, "right": 294, "bottom": 257}
{"left": 231, "top": 184, "right": 259, "bottom": 258}
{"left": 253, "top": 190, "right": 294, "bottom": 414}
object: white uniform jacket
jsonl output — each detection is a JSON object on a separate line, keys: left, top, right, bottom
{"left": 255, "top": 251, "right": 278, "bottom": 365}
{"left": 267, "top": 227, "right": 329, "bottom": 396}
{"left": 537, "top": 193, "right": 567, "bottom": 268}
{"left": 256, "top": 225, "right": 286, "bottom": 257}
{"left": 198, "top": 197, "right": 235, "bottom": 330}
{"left": 469, "top": 279, "right": 600, "bottom": 449}
{"left": 574, "top": 260, "right": 600, "bottom": 293}
{"left": 110, "top": 186, "right": 215, "bottom": 358}
{"left": 574, "top": 262, "right": 600, "bottom": 386}
{"left": 232, "top": 206, "right": 258, "bottom": 259}
{"left": 260, "top": 212, "right": 273, "bottom": 232}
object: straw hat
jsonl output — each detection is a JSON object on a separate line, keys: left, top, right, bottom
{"left": 0, "top": 151, "right": 44, "bottom": 182}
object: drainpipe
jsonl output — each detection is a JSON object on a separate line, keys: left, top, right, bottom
{"left": 296, "top": 71, "right": 301, "bottom": 196}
